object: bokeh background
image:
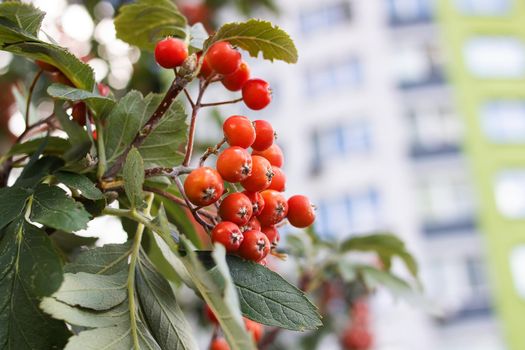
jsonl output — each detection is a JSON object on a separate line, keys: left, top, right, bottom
{"left": 1, "top": 0, "right": 525, "bottom": 349}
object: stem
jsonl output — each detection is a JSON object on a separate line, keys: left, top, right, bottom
{"left": 182, "top": 79, "right": 211, "bottom": 166}
{"left": 200, "top": 98, "right": 243, "bottom": 108}
{"left": 199, "top": 138, "right": 226, "bottom": 167}
{"left": 183, "top": 88, "right": 195, "bottom": 108}
{"left": 25, "top": 70, "right": 44, "bottom": 127}
{"left": 144, "top": 165, "right": 194, "bottom": 178}
{"left": 174, "top": 176, "right": 213, "bottom": 231}
{"left": 105, "top": 59, "right": 197, "bottom": 178}
{"left": 95, "top": 118, "right": 107, "bottom": 179}
{"left": 127, "top": 193, "right": 153, "bottom": 349}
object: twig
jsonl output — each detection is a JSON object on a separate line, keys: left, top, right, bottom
{"left": 144, "top": 165, "right": 194, "bottom": 178}
{"left": 183, "top": 88, "right": 195, "bottom": 108}
{"left": 199, "top": 138, "right": 227, "bottom": 167}
{"left": 25, "top": 69, "right": 43, "bottom": 127}
{"left": 105, "top": 58, "right": 197, "bottom": 178}
{"left": 173, "top": 176, "right": 213, "bottom": 231}
{"left": 200, "top": 98, "right": 243, "bottom": 108}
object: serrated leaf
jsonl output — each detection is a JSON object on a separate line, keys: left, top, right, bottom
{"left": 114, "top": 0, "right": 187, "bottom": 52}
{"left": 64, "top": 241, "right": 132, "bottom": 275}
{"left": 0, "top": 3, "right": 95, "bottom": 90}
{"left": 0, "top": 220, "right": 70, "bottom": 349}
{"left": 47, "top": 84, "right": 116, "bottom": 119}
{"left": 30, "top": 184, "right": 91, "bottom": 232}
{"left": 15, "top": 153, "right": 64, "bottom": 189}
{"left": 136, "top": 251, "right": 199, "bottom": 350}
{"left": 50, "top": 231, "right": 98, "bottom": 254}
{"left": 123, "top": 148, "right": 145, "bottom": 209}
{"left": 226, "top": 255, "right": 322, "bottom": 331}
{"left": 5, "top": 136, "right": 70, "bottom": 158}
{"left": 204, "top": 19, "right": 298, "bottom": 63}
{"left": 0, "top": 186, "right": 31, "bottom": 230}
{"left": 54, "top": 171, "right": 104, "bottom": 200}
{"left": 52, "top": 271, "right": 127, "bottom": 311}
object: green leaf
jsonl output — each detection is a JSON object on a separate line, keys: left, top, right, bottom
{"left": 54, "top": 171, "right": 104, "bottom": 200}
{"left": 30, "top": 184, "right": 91, "bottom": 232}
{"left": 339, "top": 233, "right": 419, "bottom": 278}
{"left": 64, "top": 241, "right": 133, "bottom": 275}
{"left": 47, "top": 84, "right": 116, "bottom": 119}
{"left": 51, "top": 271, "right": 127, "bottom": 311}
{"left": 204, "top": 19, "right": 298, "bottom": 63}
{"left": 114, "top": 0, "right": 187, "bottom": 52}
{"left": 50, "top": 231, "right": 98, "bottom": 254}
{"left": 0, "top": 220, "right": 70, "bottom": 349}
{"left": 0, "top": 3, "right": 95, "bottom": 90}
{"left": 0, "top": 186, "right": 31, "bottom": 230}
{"left": 136, "top": 251, "right": 199, "bottom": 350}
{"left": 226, "top": 256, "right": 322, "bottom": 331}
{"left": 123, "top": 148, "right": 145, "bottom": 209}
{"left": 15, "top": 155, "right": 64, "bottom": 189}
{"left": 53, "top": 102, "right": 91, "bottom": 162}
{"left": 188, "top": 23, "right": 208, "bottom": 53}
{"left": 4, "top": 136, "right": 70, "bottom": 158}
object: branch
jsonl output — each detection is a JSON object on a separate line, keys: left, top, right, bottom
{"left": 182, "top": 79, "right": 211, "bottom": 166}
{"left": 200, "top": 98, "right": 242, "bottom": 108}
{"left": 144, "top": 165, "right": 194, "bottom": 178}
{"left": 199, "top": 138, "right": 226, "bottom": 167}
{"left": 105, "top": 58, "right": 198, "bottom": 178}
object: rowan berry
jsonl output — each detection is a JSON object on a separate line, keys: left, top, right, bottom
{"left": 238, "top": 230, "right": 270, "bottom": 262}
{"left": 244, "top": 318, "right": 264, "bottom": 343}
{"left": 205, "top": 41, "right": 241, "bottom": 75}
{"left": 154, "top": 37, "right": 188, "bottom": 68}
{"left": 223, "top": 115, "right": 255, "bottom": 149}
{"left": 240, "top": 156, "right": 273, "bottom": 192}
{"left": 183, "top": 167, "right": 224, "bottom": 206}
{"left": 216, "top": 146, "right": 252, "bottom": 183}
{"left": 252, "top": 143, "right": 283, "bottom": 167}
{"left": 242, "top": 78, "right": 271, "bottom": 110}
{"left": 261, "top": 226, "right": 280, "bottom": 247}
{"left": 222, "top": 61, "right": 250, "bottom": 91}
{"left": 210, "top": 338, "right": 230, "bottom": 350}
{"left": 287, "top": 195, "right": 315, "bottom": 228}
{"left": 218, "top": 193, "right": 253, "bottom": 226}
{"left": 211, "top": 221, "right": 244, "bottom": 252}
{"left": 268, "top": 166, "right": 285, "bottom": 192}
{"left": 257, "top": 190, "right": 288, "bottom": 227}
{"left": 242, "top": 191, "right": 265, "bottom": 216}
{"left": 251, "top": 120, "right": 274, "bottom": 151}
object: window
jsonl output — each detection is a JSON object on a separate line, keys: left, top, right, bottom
{"left": 408, "top": 104, "right": 463, "bottom": 156}
{"left": 510, "top": 246, "right": 525, "bottom": 299}
{"left": 300, "top": 1, "right": 352, "bottom": 35}
{"left": 454, "top": 0, "right": 510, "bottom": 16}
{"left": 312, "top": 120, "right": 371, "bottom": 171}
{"left": 305, "top": 58, "right": 361, "bottom": 97}
{"left": 387, "top": 0, "right": 433, "bottom": 25}
{"left": 316, "top": 189, "right": 382, "bottom": 237}
{"left": 494, "top": 170, "right": 525, "bottom": 218}
{"left": 393, "top": 41, "right": 444, "bottom": 88}
{"left": 464, "top": 37, "right": 525, "bottom": 79}
{"left": 481, "top": 101, "right": 525, "bottom": 143}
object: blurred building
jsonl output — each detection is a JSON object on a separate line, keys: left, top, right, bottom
{"left": 215, "top": 0, "right": 513, "bottom": 349}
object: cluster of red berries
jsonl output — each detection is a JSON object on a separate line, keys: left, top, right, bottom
{"left": 183, "top": 114, "right": 316, "bottom": 263}
{"left": 154, "top": 37, "right": 272, "bottom": 110}
{"left": 205, "top": 305, "right": 263, "bottom": 350}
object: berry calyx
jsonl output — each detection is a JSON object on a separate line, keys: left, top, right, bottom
{"left": 268, "top": 166, "right": 286, "bottom": 192}
{"left": 242, "top": 78, "right": 271, "bottom": 110}
{"left": 287, "top": 195, "right": 316, "bottom": 228}
{"left": 211, "top": 221, "right": 244, "bottom": 252}
{"left": 205, "top": 41, "right": 241, "bottom": 75}
{"left": 210, "top": 338, "right": 230, "bottom": 350}
{"left": 238, "top": 230, "right": 270, "bottom": 262}
{"left": 244, "top": 318, "right": 264, "bottom": 343}
{"left": 261, "top": 226, "right": 280, "bottom": 247}
{"left": 183, "top": 167, "right": 224, "bottom": 206}
{"left": 222, "top": 61, "right": 250, "bottom": 91}
{"left": 252, "top": 143, "right": 283, "bottom": 167}
{"left": 242, "top": 191, "right": 265, "bottom": 216}
{"left": 257, "top": 190, "right": 288, "bottom": 227}
{"left": 240, "top": 155, "right": 274, "bottom": 192}
{"left": 218, "top": 193, "right": 253, "bottom": 226}
{"left": 251, "top": 120, "right": 275, "bottom": 151}
{"left": 223, "top": 115, "right": 256, "bottom": 149}
{"left": 154, "top": 37, "right": 188, "bottom": 69}
{"left": 216, "top": 146, "right": 252, "bottom": 183}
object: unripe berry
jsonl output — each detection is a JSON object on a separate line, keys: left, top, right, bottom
{"left": 205, "top": 41, "right": 241, "bottom": 75}
{"left": 218, "top": 193, "right": 253, "bottom": 226}
{"left": 183, "top": 167, "right": 224, "bottom": 206}
{"left": 223, "top": 115, "right": 256, "bottom": 148}
{"left": 287, "top": 195, "right": 316, "bottom": 228}
{"left": 216, "top": 146, "right": 252, "bottom": 183}
{"left": 251, "top": 120, "right": 274, "bottom": 151}
{"left": 242, "top": 78, "right": 271, "bottom": 110}
{"left": 154, "top": 37, "right": 188, "bottom": 68}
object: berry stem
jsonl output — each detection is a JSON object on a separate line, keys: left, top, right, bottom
{"left": 173, "top": 176, "right": 214, "bottom": 231}
{"left": 199, "top": 137, "right": 226, "bottom": 167}
{"left": 200, "top": 97, "right": 243, "bottom": 107}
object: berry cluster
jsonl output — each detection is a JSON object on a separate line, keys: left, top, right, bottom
{"left": 154, "top": 38, "right": 272, "bottom": 110}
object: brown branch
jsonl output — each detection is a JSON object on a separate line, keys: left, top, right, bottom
{"left": 144, "top": 165, "right": 194, "bottom": 178}
{"left": 105, "top": 58, "right": 197, "bottom": 178}
{"left": 200, "top": 97, "right": 243, "bottom": 108}
{"left": 199, "top": 138, "right": 226, "bottom": 167}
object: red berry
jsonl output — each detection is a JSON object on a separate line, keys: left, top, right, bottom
{"left": 251, "top": 120, "right": 274, "bottom": 151}
{"left": 341, "top": 327, "right": 372, "bottom": 350}
{"left": 218, "top": 193, "right": 253, "bottom": 226}
{"left": 97, "top": 83, "right": 110, "bottom": 97}
{"left": 242, "top": 191, "right": 265, "bottom": 217}
{"left": 252, "top": 144, "right": 283, "bottom": 167}
{"left": 261, "top": 226, "right": 280, "bottom": 247}
{"left": 154, "top": 37, "right": 188, "bottom": 69}
{"left": 240, "top": 216, "right": 261, "bottom": 233}
{"left": 92, "top": 130, "right": 97, "bottom": 141}
{"left": 240, "top": 156, "right": 274, "bottom": 192}
{"left": 223, "top": 115, "right": 255, "bottom": 148}
{"left": 238, "top": 230, "right": 270, "bottom": 262}
{"left": 222, "top": 61, "right": 250, "bottom": 91}
{"left": 211, "top": 221, "right": 244, "bottom": 252}
{"left": 205, "top": 41, "right": 241, "bottom": 75}
{"left": 183, "top": 167, "right": 224, "bottom": 206}
{"left": 71, "top": 102, "right": 87, "bottom": 126}
{"left": 242, "top": 78, "right": 271, "bottom": 110}
{"left": 257, "top": 190, "right": 288, "bottom": 227}
{"left": 198, "top": 52, "right": 214, "bottom": 79}
{"left": 204, "top": 304, "right": 218, "bottom": 324}
{"left": 210, "top": 338, "right": 230, "bottom": 350}
{"left": 287, "top": 195, "right": 316, "bottom": 228}
{"left": 216, "top": 146, "right": 252, "bottom": 183}
{"left": 244, "top": 318, "right": 264, "bottom": 343}
{"left": 268, "top": 166, "right": 286, "bottom": 192}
